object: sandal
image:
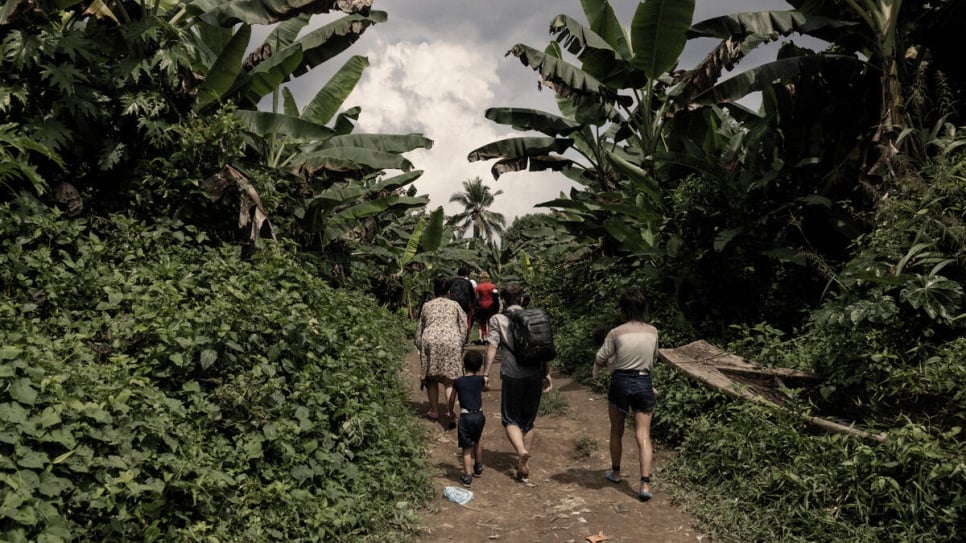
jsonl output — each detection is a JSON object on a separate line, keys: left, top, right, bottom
{"left": 425, "top": 410, "right": 439, "bottom": 421}
{"left": 638, "top": 476, "right": 653, "bottom": 502}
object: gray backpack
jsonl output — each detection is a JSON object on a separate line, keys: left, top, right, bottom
{"left": 504, "top": 308, "right": 556, "bottom": 366}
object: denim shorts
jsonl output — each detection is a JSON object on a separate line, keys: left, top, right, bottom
{"left": 608, "top": 371, "right": 656, "bottom": 414}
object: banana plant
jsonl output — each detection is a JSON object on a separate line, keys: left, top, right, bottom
{"left": 187, "top": 2, "right": 386, "bottom": 112}
{"left": 183, "top": 0, "right": 436, "bottom": 262}
{"left": 468, "top": 0, "right": 695, "bottom": 256}
{"left": 469, "top": 0, "right": 863, "bottom": 258}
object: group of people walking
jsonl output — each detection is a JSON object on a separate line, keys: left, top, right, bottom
{"left": 444, "top": 267, "right": 500, "bottom": 345}
{"left": 415, "top": 273, "right": 657, "bottom": 502}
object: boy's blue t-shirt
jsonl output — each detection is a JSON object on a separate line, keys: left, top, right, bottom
{"left": 453, "top": 375, "right": 485, "bottom": 411}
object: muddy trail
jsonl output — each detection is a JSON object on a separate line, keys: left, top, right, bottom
{"left": 401, "top": 346, "right": 713, "bottom": 543}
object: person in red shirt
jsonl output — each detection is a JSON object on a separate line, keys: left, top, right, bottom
{"left": 472, "top": 271, "right": 499, "bottom": 344}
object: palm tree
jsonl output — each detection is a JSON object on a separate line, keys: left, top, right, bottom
{"left": 448, "top": 177, "right": 506, "bottom": 241}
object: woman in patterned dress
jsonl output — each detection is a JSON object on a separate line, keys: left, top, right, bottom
{"left": 415, "top": 276, "right": 468, "bottom": 428}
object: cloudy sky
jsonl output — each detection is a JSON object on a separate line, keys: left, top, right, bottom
{"left": 282, "top": 0, "right": 800, "bottom": 223}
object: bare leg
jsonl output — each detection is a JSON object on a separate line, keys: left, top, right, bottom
{"left": 608, "top": 405, "right": 626, "bottom": 480}
{"left": 426, "top": 382, "right": 439, "bottom": 417}
{"left": 521, "top": 429, "right": 535, "bottom": 475}
{"left": 634, "top": 410, "right": 654, "bottom": 494}
{"left": 443, "top": 378, "right": 455, "bottom": 418}
{"left": 462, "top": 447, "right": 474, "bottom": 476}
{"left": 504, "top": 424, "right": 532, "bottom": 477}
{"left": 473, "top": 441, "right": 483, "bottom": 468}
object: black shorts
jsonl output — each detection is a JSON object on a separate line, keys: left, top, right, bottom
{"left": 500, "top": 373, "right": 543, "bottom": 433}
{"left": 608, "top": 372, "right": 656, "bottom": 414}
{"left": 457, "top": 411, "right": 485, "bottom": 448}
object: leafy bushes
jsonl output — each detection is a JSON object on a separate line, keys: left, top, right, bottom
{"left": 659, "top": 394, "right": 965, "bottom": 543}
{"left": 0, "top": 196, "right": 428, "bottom": 542}
{"left": 801, "top": 132, "right": 966, "bottom": 426}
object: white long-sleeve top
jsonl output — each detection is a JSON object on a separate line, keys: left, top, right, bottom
{"left": 594, "top": 321, "right": 659, "bottom": 373}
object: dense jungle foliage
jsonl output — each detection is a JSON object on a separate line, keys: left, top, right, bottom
{"left": 1, "top": 0, "right": 964, "bottom": 542}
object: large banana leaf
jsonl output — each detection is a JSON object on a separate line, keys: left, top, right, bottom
{"left": 580, "top": 0, "right": 632, "bottom": 58}
{"left": 629, "top": 0, "right": 694, "bottom": 79}
{"left": 693, "top": 54, "right": 859, "bottom": 105}
{"left": 687, "top": 10, "right": 855, "bottom": 39}
{"left": 332, "top": 106, "right": 361, "bottom": 136}
{"left": 295, "top": 147, "right": 415, "bottom": 174}
{"left": 239, "top": 45, "right": 306, "bottom": 106}
{"left": 329, "top": 195, "right": 427, "bottom": 223}
{"left": 550, "top": 14, "right": 643, "bottom": 89}
{"left": 234, "top": 110, "right": 334, "bottom": 140}
{"left": 194, "top": 24, "right": 251, "bottom": 111}
{"left": 301, "top": 55, "right": 369, "bottom": 125}
{"left": 289, "top": 11, "right": 387, "bottom": 78}
{"left": 484, "top": 108, "right": 583, "bottom": 137}
{"left": 506, "top": 44, "right": 615, "bottom": 101}
{"left": 194, "top": 0, "right": 372, "bottom": 26}
{"left": 232, "top": 13, "right": 385, "bottom": 105}
{"left": 262, "top": 12, "right": 311, "bottom": 50}
{"left": 315, "top": 133, "right": 433, "bottom": 153}
{"left": 399, "top": 216, "right": 425, "bottom": 271}
{"left": 673, "top": 10, "right": 858, "bottom": 111}
{"left": 605, "top": 150, "right": 661, "bottom": 205}
{"left": 313, "top": 183, "right": 366, "bottom": 208}
{"left": 603, "top": 217, "right": 657, "bottom": 253}
{"left": 596, "top": 200, "right": 662, "bottom": 221}
{"left": 281, "top": 87, "right": 300, "bottom": 117}
{"left": 371, "top": 171, "right": 423, "bottom": 193}
{"left": 467, "top": 137, "right": 574, "bottom": 162}
{"left": 502, "top": 154, "right": 573, "bottom": 178}
{"left": 421, "top": 207, "right": 445, "bottom": 253}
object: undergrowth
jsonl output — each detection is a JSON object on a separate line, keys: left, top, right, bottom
{"left": 0, "top": 196, "right": 430, "bottom": 542}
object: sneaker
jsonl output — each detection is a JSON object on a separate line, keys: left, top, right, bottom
{"left": 460, "top": 473, "right": 473, "bottom": 488}
{"left": 473, "top": 462, "right": 484, "bottom": 477}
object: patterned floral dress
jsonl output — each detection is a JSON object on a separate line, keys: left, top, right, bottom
{"left": 415, "top": 296, "right": 467, "bottom": 382}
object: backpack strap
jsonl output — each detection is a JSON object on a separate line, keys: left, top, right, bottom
{"left": 498, "top": 309, "right": 517, "bottom": 354}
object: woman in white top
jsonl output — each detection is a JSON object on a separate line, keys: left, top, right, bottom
{"left": 593, "top": 287, "right": 658, "bottom": 501}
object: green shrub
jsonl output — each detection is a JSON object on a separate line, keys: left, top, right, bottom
{"left": 662, "top": 400, "right": 965, "bottom": 543}
{"left": 569, "top": 436, "right": 598, "bottom": 462}
{"left": 538, "top": 388, "right": 569, "bottom": 416}
{"left": 0, "top": 197, "right": 428, "bottom": 542}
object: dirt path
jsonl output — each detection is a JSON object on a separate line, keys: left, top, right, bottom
{"left": 402, "top": 347, "right": 711, "bottom": 542}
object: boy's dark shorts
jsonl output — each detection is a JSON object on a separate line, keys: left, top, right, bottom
{"left": 457, "top": 411, "right": 486, "bottom": 448}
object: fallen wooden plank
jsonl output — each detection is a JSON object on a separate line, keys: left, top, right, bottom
{"left": 659, "top": 340, "right": 885, "bottom": 442}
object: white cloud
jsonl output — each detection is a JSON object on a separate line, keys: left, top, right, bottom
{"left": 349, "top": 38, "right": 577, "bottom": 223}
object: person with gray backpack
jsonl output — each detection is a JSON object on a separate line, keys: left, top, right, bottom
{"left": 481, "top": 282, "right": 554, "bottom": 485}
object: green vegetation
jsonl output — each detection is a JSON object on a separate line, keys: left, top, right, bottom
{"left": 0, "top": 196, "right": 427, "bottom": 541}
{"left": 537, "top": 388, "right": 570, "bottom": 417}
{"left": 569, "top": 436, "right": 598, "bottom": 462}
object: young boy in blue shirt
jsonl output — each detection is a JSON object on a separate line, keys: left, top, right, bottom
{"left": 450, "top": 349, "right": 487, "bottom": 487}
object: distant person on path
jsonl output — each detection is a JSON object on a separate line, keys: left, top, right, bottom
{"left": 415, "top": 276, "right": 467, "bottom": 430}
{"left": 594, "top": 287, "right": 658, "bottom": 501}
{"left": 449, "top": 349, "right": 487, "bottom": 487}
{"left": 482, "top": 283, "right": 552, "bottom": 485}
{"left": 449, "top": 267, "right": 475, "bottom": 343}
{"left": 472, "top": 271, "right": 499, "bottom": 344}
